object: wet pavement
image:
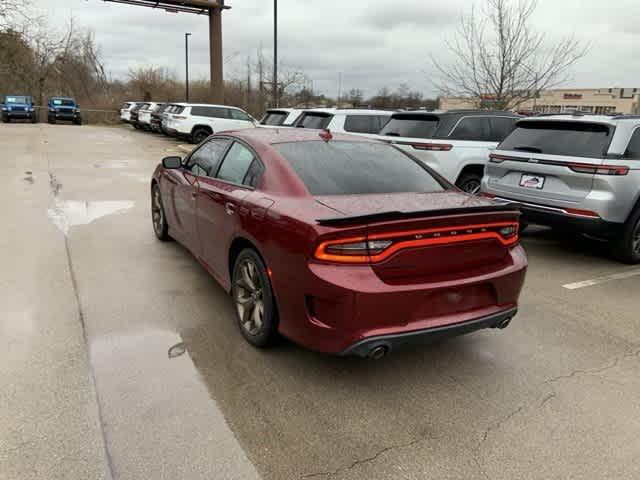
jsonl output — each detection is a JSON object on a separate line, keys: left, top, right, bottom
{"left": 2, "top": 124, "right": 640, "bottom": 480}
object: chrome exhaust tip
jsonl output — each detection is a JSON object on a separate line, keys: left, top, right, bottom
{"left": 497, "top": 317, "right": 512, "bottom": 329}
{"left": 368, "top": 345, "right": 389, "bottom": 360}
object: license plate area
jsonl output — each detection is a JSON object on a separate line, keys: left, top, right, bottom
{"left": 520, "top": 174, "right": 546, "bottom": 189}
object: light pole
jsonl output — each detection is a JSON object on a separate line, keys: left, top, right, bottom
{"left": 185, "top": 32, "right": 192, "bottom": 102}
{"left": 273, "top": 0, "right": 278, "bottom": 107}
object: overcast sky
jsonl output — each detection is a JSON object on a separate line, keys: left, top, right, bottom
{"left": 41, "top": 0, "right": 640, "bottom": 98}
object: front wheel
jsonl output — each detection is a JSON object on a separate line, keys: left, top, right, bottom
{"left": 456, "top": 173, "right": 483, "bottom": 195}
{"left": 231, "top": 249, "right": 278, "bottom": 348}
{"left": 151, "top": 184, "right": 170, "bottom": 241}
{"left": 73, "top": 117, "right": 82, "bottom": 125}
{"left": 2, "top": 115, "right": 9, "bottom": 123}
{"left": 612, "top": 209, "right": 640, "bottom": 264}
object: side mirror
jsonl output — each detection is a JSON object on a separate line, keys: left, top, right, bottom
{"left": 162, "top": 156, "right": 182, "bottom": 169}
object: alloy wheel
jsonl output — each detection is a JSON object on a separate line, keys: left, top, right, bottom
{"left": 633, "top": 219, "right": 640, "bottom": 255}
{"left": 234, "top": 259, "right": 265, "bottom": 336}
{"left": 462, "top": 179, "right": 481, "bottom": 195}
{"left": 152, "top": 187, "right": 164, "bottom": 235}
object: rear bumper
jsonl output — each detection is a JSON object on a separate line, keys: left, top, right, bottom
{"left": 341, "top": 307, "right": 518, "bottom": 357}
{"left": 494, "top": 196, "right": 623, "bottom": 238}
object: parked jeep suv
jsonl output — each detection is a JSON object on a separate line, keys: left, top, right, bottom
{"left": 2, "top": 95, "right": 37, "bottom": 123}
{"left": 482, "top": 114, "right": 640, "bottom": 263}
{"left": 376, "top": 110, "right": 520, "bottom": 193}
{"left": 164, "top": 103, "right": 255, "bottom": 143}
{"left": 48, "top": 97, "right": 81, "bottom": 124}
{"left": 293, "top": 108, "right": 393, "bottom": 135}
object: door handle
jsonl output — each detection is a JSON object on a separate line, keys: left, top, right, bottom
{"left": 225, "top": 202, "right": 236, "bottom": 215}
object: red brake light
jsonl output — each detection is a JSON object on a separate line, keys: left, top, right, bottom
{"left": 568, "top": 163, "right": 629, "bottom": 176}
{"left": 174, "top": 115, "right": 187, "bottom": 120}
{"left": 411, "top": 143, "right": 452, "bottom": 151}
{"left": 480, "top": 192, "right": 496, "bottom": 198}
{"left": 314, "top": 222, "right": 519, "bottom": 264}
{"left": 489, "top": 153, "right": 507, "bottom": 163}
{"left": 565, "top": 208, "right": 600, "bottom": 218}
{"left": 319, "top": 129, "right": 333, "bottom": 141}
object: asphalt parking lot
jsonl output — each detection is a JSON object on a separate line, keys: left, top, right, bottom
{"left": 2, "top": 123, "right": 640, "bottom": 480}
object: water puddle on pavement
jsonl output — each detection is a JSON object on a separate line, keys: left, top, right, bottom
{"left": 48, "top": 199, "right": 134, "bottom": 235}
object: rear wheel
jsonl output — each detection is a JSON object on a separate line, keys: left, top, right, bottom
{"left": 231, "top": 249, "right": 278, "bottom": 348}
{"left": 612, "top": 208, "right": 640, "bottom": 264}
{"left": 456, "top": 173, "right": 483, "bottom": 195}
{"left": 191, "top": 128, "right": 211, "bottom": 144}
{"left": 48, "top": 115, "right": 56, "bottom": 124}
{"left": 151, "top": 184, "right": 170, "bottom": 241}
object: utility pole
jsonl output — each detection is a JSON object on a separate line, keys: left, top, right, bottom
{"left": 273, "top": 0, "right": 278, "bottom": 107}
{"left": 185, "top": 32, "right": 192, "bottom": 102}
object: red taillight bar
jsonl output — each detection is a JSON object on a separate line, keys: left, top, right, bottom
{"left": 314, "top": 222, "right": 519, "bottom": 264}
{"left": 568, "top": 163, "right": 629, "bottom": 176}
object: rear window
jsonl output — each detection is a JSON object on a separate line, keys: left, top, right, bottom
{"left": 343, "top": 115, "right": 390, "bottom": 134}
{"left": 379, "top": 114, "right": 439, "bottom": 138}
{"left": 171, "top": 106, "right": 185, "bottom": 114}
{"left": 274, "top": 141, "right": 445, "bottom": 196}
{"left": 296, "top": 113, "right": 332, "bottom": 129}
{"left": 499, "top": 121, "right": 613, "bottom": 158}
{"left": 261, "top": 111, "right": 289, "bottom": 126}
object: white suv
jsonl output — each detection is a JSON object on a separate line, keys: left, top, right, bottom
{"left": 165, "top": 104, "right": 256, "bottom": 143}
{"left": 375, "top": 110, "right": 521, "bottom": 193}
{"left": 137, "top": 102, "right": 165, "bottom": 130}
{"left": 120, "top": 101, "right": 142, "bottom": 123}
{"left": 293, "top": 108, "right": 393, "bottom": 135}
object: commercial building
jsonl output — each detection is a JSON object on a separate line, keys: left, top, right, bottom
{"left": 440, "top": 88, "right": 640, "bottom": 114}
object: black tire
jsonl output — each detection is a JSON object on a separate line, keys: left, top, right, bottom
{"left": 519, "top": 220, "right": 529, "bottom": 234}
{"left": 151, "top": 184, "right": 170, "bottom": 241}
{"left": 48, "top": 115, "right": 56, "bottom": 124}
{"left": 191, "top": 128, "right": 211, "bottom": 144}
{"left": 231, "top": 249, "right": 278, "bottom": 348}
{"left": 31, "top": 115, "right": 37, "bottom": 124}
{"left": 133, "top": 123, "right": 141, "bottom": 130}
{"left": 456, "top": 173, "right": 483, "bottom": 195}
{"left": 611, "top": 208, "right": 640, "bottom": 264}
{"left": 2, "top": 115, "right": 8, "bottom": 123}
{"left": 73, "top": 117, "right": 82, "bottom": 126}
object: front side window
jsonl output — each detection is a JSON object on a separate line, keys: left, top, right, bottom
{"left": 274, "top": 141, "right": 446, "bottom": 196}
{"left": 343, "top": 115, "right": 390, "bottom": 134}
{"left": 217, "top": 142, "right": 257, "bottom": 185}
{"left": 379, "top": 114, "right": 440, "bottom": 138}
{"left": 449, "top": 117, "right": 491, "bottom": 141}
{"left": 186, "top": 138, "right": 231, "bottom": 177}
{"left": 625, "top": 128, "right": 640, "bottom": 158}
{"left": 499, "top": 121, "right": 613, "bottom": 158}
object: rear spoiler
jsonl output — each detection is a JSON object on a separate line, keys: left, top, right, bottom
{"left": 316, "top": 202, "right": 521, "bottom": 226}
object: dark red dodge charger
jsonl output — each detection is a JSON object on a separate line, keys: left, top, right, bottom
{"left": 151, "top": 128, "right": 527, "bottom": 357}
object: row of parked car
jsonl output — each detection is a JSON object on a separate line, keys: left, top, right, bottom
{"left": 1, "top": 95, "right": 82, "bottom": 124}
{"left": 123, "top": 100, "right": 640, "bottom": 263}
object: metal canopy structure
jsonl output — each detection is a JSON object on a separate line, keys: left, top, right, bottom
{"left": 102, "top": 0, "right": 231, "bottom": 104}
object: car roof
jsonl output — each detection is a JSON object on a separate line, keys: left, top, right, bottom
{"left": 186, "top": 103, "right": 244, "bottom": 110}
{"left": 518, "top": 114, "right": 639, "bottom": 126}
{"left": 391, "top": 109, "right": 520, "bottom": 118}
{"left": 226, "top": 127, "right": 380, "bottom": 145}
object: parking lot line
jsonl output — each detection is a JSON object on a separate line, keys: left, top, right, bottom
{"left": 562, "top": 268, "right": 640, "bottom": 290}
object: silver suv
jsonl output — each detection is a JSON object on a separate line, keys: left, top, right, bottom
{"left": 482, "top": 114, "right": 640, "bottom": 263}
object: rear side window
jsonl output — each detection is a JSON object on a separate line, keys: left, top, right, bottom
{"left": 297, "top": 113, "right": 332, "bottom": 129}
{"left": 229, "top": 109, "right": 251, "bottom": 121}
{"left": 449, "top": 117, "right": 491, "bottom": 141}
{"left": 191, "top": 106, "right": 228, "bottom": 118}
{"left": 489, "top": 117, "right": 518, "bottom": 142}
{"left": 261, "top": 111, "right": 288, "bottom": 126}
{"left": 274, "top": 141, "right": 445, "bottom": 195}
{"left": 625, "top": 129, "right": 640, "bottom": 158}
{"left": 343, "top": 115, "right": 390, "bottom": 134}
{"left": 379, "top": 115, "right": 439, "bottom": 138}
{"left": 499, "top": 121, "right": 613, "bottom": 158}
{"left": 217, "top": 142, "right": 257, "bottom": 185}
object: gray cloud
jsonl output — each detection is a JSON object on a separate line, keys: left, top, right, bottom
{"left": 40, "top": 0, "right": 640, "bottom": 98}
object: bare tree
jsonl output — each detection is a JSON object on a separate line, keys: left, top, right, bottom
{"left": 432, "top": 0, "right": 588, "bottom": 110}
{"left": 0, "top": 0, "right": 30, "bottom": 31}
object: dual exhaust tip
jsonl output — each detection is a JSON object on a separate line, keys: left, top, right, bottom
{"left": 365, "top": 316, "right": 513, "bottom": 359}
